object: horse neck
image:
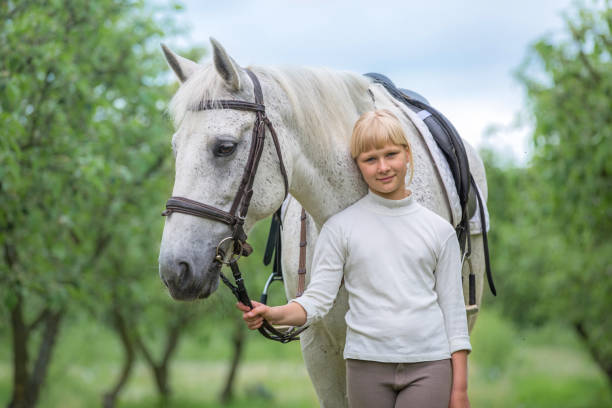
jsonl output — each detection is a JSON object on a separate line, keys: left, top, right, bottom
{"left": 270, "top": 68, "right": 373, "bottom": 227}
{"left": 290, "top": 141, "right": 368, "bottom": 229}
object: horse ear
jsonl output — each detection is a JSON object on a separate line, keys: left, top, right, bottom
{"left": 161, "top": 44, "right": 199, "bottom": 83}
{"left": 210, "top": 37, "right": 241, "bottom": 92}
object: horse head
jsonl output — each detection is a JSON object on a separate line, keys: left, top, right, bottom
{"left": 158, "top": 39, "right": 291, "bottom": 300}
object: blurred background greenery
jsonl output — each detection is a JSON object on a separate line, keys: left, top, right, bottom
{"left": 0, "top": 0, "right": 610, "bottom": 407}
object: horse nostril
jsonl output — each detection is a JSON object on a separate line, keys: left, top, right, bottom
{"left": 178, "top": 261, "right": 191, "bottom": 286}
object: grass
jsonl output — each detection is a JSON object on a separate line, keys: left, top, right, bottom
{"left": 1, "top": 309, "right": 611, "bottom": 407}
{"left": 468, "top": 309, "right": 612, "bottom": 408}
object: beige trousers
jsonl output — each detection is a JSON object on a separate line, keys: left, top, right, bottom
{"left": 346, "top": 358, "right": 452, "bottom": 408}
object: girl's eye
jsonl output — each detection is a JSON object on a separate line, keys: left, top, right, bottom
{"left": 386, "top": 152, "right": 398, "bottom": 157}
{"left": 213, "top": 141, "right": 237, "bottom": 157}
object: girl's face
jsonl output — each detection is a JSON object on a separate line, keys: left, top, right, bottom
{"left": 355, "top": 142, "right": 411, "bottom": 200}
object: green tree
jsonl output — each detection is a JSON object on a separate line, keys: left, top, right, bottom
{"left": 489, "top": 0, "right": 611, "bottom": 387}
{"left": 0, "top": 1, "right": 188, "bottom": 406}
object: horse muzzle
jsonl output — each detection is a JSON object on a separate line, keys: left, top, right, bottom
{"left": 159, "top": 253, "right": 221, "bottom": 300}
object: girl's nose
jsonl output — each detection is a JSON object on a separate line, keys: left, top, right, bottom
{"left": 378, "top": 159, "right": 390, "bottom": 172}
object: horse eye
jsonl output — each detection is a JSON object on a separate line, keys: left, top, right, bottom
{"left": 214, "top": 141, "right": 237, "bottom": 157}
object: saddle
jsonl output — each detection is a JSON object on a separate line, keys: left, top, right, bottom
{"left": 364, "top": 72, "right": 495, "bottom": 299}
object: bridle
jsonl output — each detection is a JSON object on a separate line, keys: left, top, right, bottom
{"left": 162, "top": 69, "right": 306, "bottom": 343}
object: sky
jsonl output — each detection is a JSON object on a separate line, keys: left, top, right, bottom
{"left": 169, "top": 0, "right": 575, "bottom": 163}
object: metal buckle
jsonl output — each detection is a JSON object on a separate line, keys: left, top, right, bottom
{"left": 215, "top": 236, "right": 244, "bottom": 265}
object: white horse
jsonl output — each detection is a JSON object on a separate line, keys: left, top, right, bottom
{"left": 158, "top": 38, "right": 488, "bottom": 407}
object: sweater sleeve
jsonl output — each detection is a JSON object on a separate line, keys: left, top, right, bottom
{"left": 290, "top": 221, "right": 345, "bottom": 326}
{"left": 434, "top": 233, "right": 472, "bottom": 354}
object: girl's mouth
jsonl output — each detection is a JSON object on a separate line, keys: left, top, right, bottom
{"left": 377, "top": 175, "right": 395, "bottom": 182}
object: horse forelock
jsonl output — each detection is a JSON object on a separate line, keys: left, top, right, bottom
{"left": 168, "top": 63, "right": 228, "bottom": 127}
{"left": 168, "top": 63, "right": 372, "bottom": 149}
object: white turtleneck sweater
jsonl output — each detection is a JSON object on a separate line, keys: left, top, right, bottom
{"left": 291, "top": 190, "right": 471, "bottom": 363}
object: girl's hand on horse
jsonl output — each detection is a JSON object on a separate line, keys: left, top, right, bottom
{"left": 237, "top": 300, "right": 269, "bottom": 330}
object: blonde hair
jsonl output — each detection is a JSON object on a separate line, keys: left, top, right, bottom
{"left": 350, "top": 109, "right": 414, "bottom": 185}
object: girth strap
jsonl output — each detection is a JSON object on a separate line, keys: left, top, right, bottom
{"left": 296, "top": 208, "right": 308, "bottom": 297}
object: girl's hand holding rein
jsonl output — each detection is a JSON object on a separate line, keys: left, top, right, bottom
{"left": 236, "top": 300, "right": 269, "bottom": 330}
{"left": 236, "top": 300, "right": 308, "bottom": 329}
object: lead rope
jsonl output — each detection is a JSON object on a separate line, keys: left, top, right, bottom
{"left": 223, "top": 206, "right": 309, "bottom": 343}
{"left": 220, "top": 257, "right": 308, "bottom": 343}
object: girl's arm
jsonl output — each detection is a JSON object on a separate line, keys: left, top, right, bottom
{"left": 433, "top": 233, "right": 472, "bottom": 354}
{"left": 450, "top": 350, "right": 470, "bottom": 408}
{"left": 434, "top": 233, "right": 471, "bottom": 407}
{"left": 237, "top": 300, "right": 307, "bottom": 329}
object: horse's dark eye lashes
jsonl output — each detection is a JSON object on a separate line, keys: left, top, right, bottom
{"left": 214, "top": 141, "right": 237, "bottom": 157}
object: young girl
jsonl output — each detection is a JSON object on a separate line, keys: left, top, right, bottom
{"left": 237, "top": 109, "right": 471, "bottom": 408}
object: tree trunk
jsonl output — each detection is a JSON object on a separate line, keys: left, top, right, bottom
{"left": 8, "top": 292, "right": 63, "bottom": 408}
{"left": 152, "top": 366, "right": 170, "bottom": 399}
{"left": 219, "top": 319, "right": 246, "bottom": 404}
{"left": 155, "top": 315, "right": 185, "bottom": 398}
{"left": 102, "top": 305, "right": 136, "bottom": 408}
{"left": 26, "top": 310, "right": 63, "bottom": 407}
{"left": 574, "top": 322, "right": 612, "bottom": 388}
{"left": 8, "top": 293, "right": 29, "bottom": 408}
{"left": 135, "top": 313, "right": 190, "bottom": 400}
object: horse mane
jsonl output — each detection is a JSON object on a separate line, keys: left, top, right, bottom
{"left": 168, "top": 63, "right": 372, "bottom": 148}
{"left": 256, "top": 66, "right": 372, "bottom": 148}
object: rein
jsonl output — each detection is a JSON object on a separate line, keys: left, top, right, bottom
{"left": 162, "top": 69, "right": 306, "bottom": 343}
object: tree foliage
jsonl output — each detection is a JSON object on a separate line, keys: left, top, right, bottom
{"left": 0, "top": 1, "right": 206, "bottom": 406}
{"left": 486, "top": 0, "right": 612, "bottom": 386}
{"left": 0, "top": 0, "right": 176, "bottom": 308}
